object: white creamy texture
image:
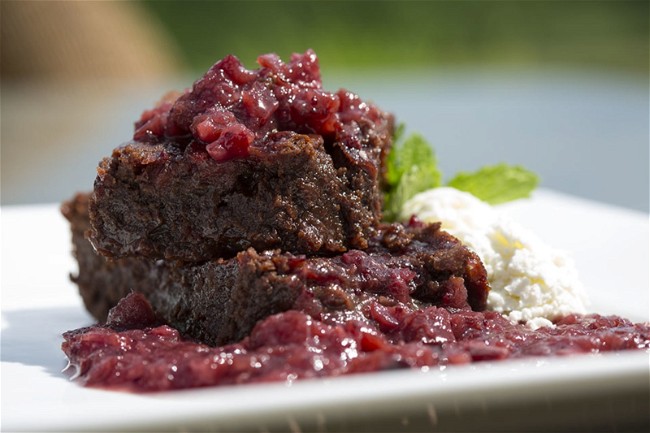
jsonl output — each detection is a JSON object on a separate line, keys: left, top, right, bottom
{"left": 401, "top": 187, "right": 589, "bottom": 329}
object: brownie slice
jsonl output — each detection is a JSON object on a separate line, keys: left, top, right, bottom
{"left": 65, "top": 193, "right": 489, "bottom": 346}
{"left": 89, "top": 132, "right": 384, "bottom": 261}
{"left": 88, "top": 50, "right": 393, "bottom": 261}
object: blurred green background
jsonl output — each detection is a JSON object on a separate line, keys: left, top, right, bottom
{"left": 2, "top": 0, "right": 648, "bottom": 210}
{"left": 142, "top": 0, "right": 648, "bottom": 76}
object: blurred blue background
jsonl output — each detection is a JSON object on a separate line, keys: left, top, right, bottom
{"left": 2, "top": 0, "right": 648, "bottom": 211}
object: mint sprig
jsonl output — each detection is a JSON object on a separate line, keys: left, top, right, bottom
{"left": 383, "top": 126, "right": 539, "bottom": 221}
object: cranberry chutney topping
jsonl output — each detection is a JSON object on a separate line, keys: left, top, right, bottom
{"left": 134, "top": 50, "right": 387, "bottom": 162}
{"left": 63, "top": 293, "right": 650, "bottom": 392}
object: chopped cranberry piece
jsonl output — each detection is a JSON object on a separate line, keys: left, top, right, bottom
{"left": 191, "top": 110, "right": 238, "bottom": 143}
{"left": 106, "top": 292, "right": 160, "bottom": 330}
{"left": 206, "top": 123, "right": 255, "bottom": 161}
{"left": 218, "top": 54, "right": 256, "bottom": 85}
{"left": 241, "top": 82, "right": 279, "bottom": 127}
{"left": 369, "top": 302, "right": 402, "bottom": 333}
{"left": 133, "top": 91, "right": 182, "bottom": 142}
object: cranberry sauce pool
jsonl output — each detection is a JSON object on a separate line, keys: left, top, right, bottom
{"left": 133, "top": 50, "right": 391, "bottom": 162}
{"left": 62, "top": 293, "right": 650, "bottom": 392}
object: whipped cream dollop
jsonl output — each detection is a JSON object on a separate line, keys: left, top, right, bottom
{"left": 401, "top": 187, "right": 589, "bottom": 329}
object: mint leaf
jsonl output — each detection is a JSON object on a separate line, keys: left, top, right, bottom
{"left": 447, "top": 163, "right": 539, "bottom": 204}
{"left": 384, "top": 131, "right": 442, "bottom": 221}
{"left": 385, "top": 132, "right": 440, "bottom": 187}
{"left": 384, "top": 127, "right": 540, "bottom": 219}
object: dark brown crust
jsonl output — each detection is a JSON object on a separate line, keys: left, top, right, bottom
{"left": 65, "top": 193, "right": 489, "bottom": 346}
{"left": 88, "top": 129, "right": 390, "bottom": 262}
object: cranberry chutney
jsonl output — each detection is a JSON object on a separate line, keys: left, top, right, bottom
{"left": 63, "top": 293, "right": 649, "bottom": 392}
{"left": 63, "top": 50, "right": 650, "bottom": 393}
{"left": 134, "top": 49, "right": 388, "bottom": 162}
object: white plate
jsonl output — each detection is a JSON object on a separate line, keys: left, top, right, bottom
{"left": 1, "top": 189, "right": 649, "bottom": 432}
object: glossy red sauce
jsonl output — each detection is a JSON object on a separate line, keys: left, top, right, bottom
{"left": 62, "top": 293, "right": 650, "bottom": 392}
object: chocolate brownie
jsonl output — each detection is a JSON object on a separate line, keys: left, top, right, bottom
{"left": 89, "top": 50, "right": 393, "bottom": 261}
{"left": 65, "top": 193, "right": 489, "bottom": 346}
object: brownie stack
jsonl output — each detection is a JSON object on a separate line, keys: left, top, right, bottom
{"left": 64, "top": 50, "right": 489, "bottom": 346}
